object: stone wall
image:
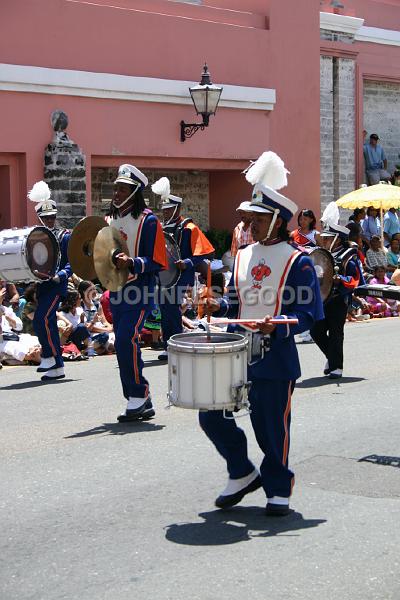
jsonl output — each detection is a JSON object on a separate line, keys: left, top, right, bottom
{"left": 363, "top": 80, "right": 400, "bottom": 175}
{"left": 44, "top": 141, "right": 86, "bottom": 229}
{"left": 320, "top": 56, "right": 356, "bottom": 219}
{"left": 320, "top": 55, "right": 334, "bottom": 212}
{"left": 333, "top": 58, "right": 356, "bottom": 200}
{"left": 92, "top": 168, "right": 210, "bottom": 230}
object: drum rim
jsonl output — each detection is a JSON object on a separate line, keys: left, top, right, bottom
{"left": 168, "top": 331, "right": 247, "bottom": 353}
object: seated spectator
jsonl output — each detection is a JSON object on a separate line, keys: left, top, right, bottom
{"left": 366, "top": 266, "right": 399, "bottom": 317}
{"left": 361, "top": 207, "right": 381, "bottom": 247}
{"left": 21, "top": 283, "right": 37, "bottom": 334}
{"left": 0, "top": 293, "right": 41, "bottom": 365}
{"left": 291, "top": 209, "right": 322, "bottom": 247}
{"left": 58, "top": 291, "right": 93, "bottom": 354}
{"left": 386, "top": 237, "right": 400, "bottom": 274}
{"left": 0, "top": 280, "right": 20, "bottom": 313}
{"left": 77, "top": 281, "right": 114, "bottom": 354}
{"left": 142, "top": 307, "right": 163, "bottom": 349}
{"left": 392, "top": 169, "right": 400, "bottom": 187}
{"left": 365, "top": 235, "right": 387, "bottom": 273}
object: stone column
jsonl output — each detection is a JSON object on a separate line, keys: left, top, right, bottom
{"left": 333, "top": 57, "right": 356, "bottom": 201}
{"left": 44, "top": 111, "right": 86, "bottom": 229}
{"left": 320, "top": 55, "right": 335, "bottom": 213}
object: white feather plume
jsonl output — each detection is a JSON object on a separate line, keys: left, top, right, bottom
{"left": 27, "top": 181, "right": 51, "bottom": 204}
{"left": 151, "top": 177, "right": 171, "bottom": 200}
{"left": 321, "top": 201, "right": 340, "bottom": 226}
{"left": 245, "top": 151, "right": 290, "bottom": 190}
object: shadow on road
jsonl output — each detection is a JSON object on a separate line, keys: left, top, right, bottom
{"left": 165, "top": 506, "right": 326, "bottom": 546}
{"left": 143, "top": 359, "right": 168, "bottom": 368}
{"left": 65, "top": 421, "right": 165, "bottom": 438}
{"left": 359, "top": 454, "right": 400, "bottom": 469}
{"left": 297, "top": 376, "right": 365, "bottom": 388}
{"left": 0, "top": 378, "right": 77, "bottom": 391}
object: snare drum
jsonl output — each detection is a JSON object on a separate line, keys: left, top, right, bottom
{"left": 167, "top": 332, "right": 251, "bottom": 411}
{"left": 0, "top": 226, "right": 60, "bottom": 283}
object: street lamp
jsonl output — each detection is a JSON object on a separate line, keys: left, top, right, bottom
{"left": 180, "top": 63, "right": 223, "bottom": 142}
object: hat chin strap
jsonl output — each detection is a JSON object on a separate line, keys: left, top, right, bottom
{"left": 261, "top": 209, "right": 280, "bottom": 243}
{"left": 328, "top": 233, "right": 339, "bottom": 252}
{"left": 163, "top": 205, "right": 179, "bottom": 226}
{"left": 38, "top": 215, "right": 57, "bottom": 229}
{"left": 114, "top": 187, "right": 137, "bottom": 214}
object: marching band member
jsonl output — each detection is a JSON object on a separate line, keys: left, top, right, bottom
{"left": 151, "top": 177, "right": 214, "bottom": 361}
{"left": 311, "top": 203, "right": 365, "bottom": 379}
{"left": 201, "top": 152, "right": 324, "bottom": 516}
{"left": 28, "top": 181, "right": 72, "bottom": 381}
{"left": 109, "top": 164, "right": 167, "bottom": 422}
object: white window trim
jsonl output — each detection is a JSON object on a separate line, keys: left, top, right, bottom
{"left": 0, "top": 63, "right": 276, "bottom": 111}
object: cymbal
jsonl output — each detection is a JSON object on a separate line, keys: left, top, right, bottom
{"left": 93, "top": 226, "right": 130, "bottom": 292}
{"left": 68, "top": 216, "right": 106, "bottom": 280}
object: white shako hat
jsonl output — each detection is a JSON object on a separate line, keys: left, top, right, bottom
{"left": 245, "top": 151, "right": 298, "bottom": 222}
{"left": 320, "top": 202, "right": 349, "bottom": 238}
{"left": 114, "top": 164, "right": 148, "bottom": 190}
{"left": 236, "top": 201, "right": 252, "bottom": 212}
{"left": 28, "top": 181, "right": 57, "bottom": 217}
{"left": 151, "top": 177, "right": 183, "bottom": 209}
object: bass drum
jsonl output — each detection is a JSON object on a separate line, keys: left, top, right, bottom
{"left": 158, "top": 232, "right": 181, "bottom": 290}
{"left": 305, "top": 246, "right": 335, "bottom": 302}
{"left": 0, "top": 226, "right": 60, "bottom": 283}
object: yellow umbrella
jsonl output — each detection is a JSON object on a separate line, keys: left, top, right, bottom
{"left": 336, "top": 183, "right": 400, "bottom": 246}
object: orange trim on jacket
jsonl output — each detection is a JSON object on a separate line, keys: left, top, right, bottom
{"left": 186, "top": 222, "right": 214, "bottom": 256}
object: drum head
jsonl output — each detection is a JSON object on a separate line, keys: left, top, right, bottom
{"left": 26, "top": 227, "right": 59, "bottom": 278}
{"left": 158, "top": 233, "right": 181, "bottom": 290}
{"left": 307, "top": 247, "right": 334, "bottom": 302}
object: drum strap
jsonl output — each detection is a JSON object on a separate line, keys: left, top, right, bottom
{"left": 164, "top": 218, "right": 193, "bottom": 247}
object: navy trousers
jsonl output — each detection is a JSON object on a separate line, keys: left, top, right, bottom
{"left": 112, "top": 307, "right": 150, "bottom": 399}
{"left": 159, "top": 292, "right": 183, "bottom": 350}
{"left": 33, "top": 286, "right": 64, "bottom": 368}
{"left": 199, "top": 379, "right": 295, "bottom": 499}
{"left": 310, "top": 295, "right": 348, "bottom": 371}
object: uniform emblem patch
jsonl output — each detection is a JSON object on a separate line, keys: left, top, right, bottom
{"left": 250, "top": 259, "right": 271, "bottom": 289}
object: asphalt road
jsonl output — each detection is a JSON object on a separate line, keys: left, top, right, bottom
{"left": 0, "top": 318, "right": 399, "bottom": 600}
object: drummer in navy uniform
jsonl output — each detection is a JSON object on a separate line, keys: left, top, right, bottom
{"left": 311, "top": 209, "right": 365, "bottom": 379}
{"left": 28, "top": 181, "right": 72, "bottom": 381}
{"left": 151, "top": 177, "right": 214, "bottom": 361}
{"left": 109, "top": 164, "right": 167, "bottom": 422}
{"left": 202, "top": 152, "right": 324, "bottom": 516}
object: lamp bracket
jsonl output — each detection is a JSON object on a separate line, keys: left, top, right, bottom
{"left": 180, "top": 120, "right": 207, "bottom": 143}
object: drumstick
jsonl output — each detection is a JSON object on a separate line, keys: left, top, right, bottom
{"left": 206, "top": 261, "right": 212, "bottom": 341}
{"left": 212, "top": 317, "right": 299, "bottom": 325}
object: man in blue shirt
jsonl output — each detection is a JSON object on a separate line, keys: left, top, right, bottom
{"left": 364, "top": 134, "right": 391, "bottom": 185}
{"left": 383, "top": 208, "right": 400, "bottom": 247}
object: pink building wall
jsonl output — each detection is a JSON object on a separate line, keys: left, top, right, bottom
{"left": 0, "top": 0, "right": 321, "bottom": 232}
{"left": 1, "top": 0, "right": 399, "bottom": 233}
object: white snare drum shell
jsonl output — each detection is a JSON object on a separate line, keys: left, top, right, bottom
{"left": 167, "top": 332, "right": 249, "bottom": 411}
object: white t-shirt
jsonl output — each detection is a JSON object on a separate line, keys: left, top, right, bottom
{"left": 59, "top": 307, "right": 84, "bottom": 331}
{"left": 1, "top": 305, "right": 22, "bottom": 332}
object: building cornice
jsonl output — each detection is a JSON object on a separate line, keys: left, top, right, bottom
{"left": 320, "top": 12, "right": 364, "bottom": 35}
{"left": 0, "top": 63, "right": 276, "bottom": 111}
{"left": 356, "top": 26, "right": 400, "bottom": 47}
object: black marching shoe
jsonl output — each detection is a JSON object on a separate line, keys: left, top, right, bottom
{"left": 117, "top": 398, "right": 155, "bottom": 423}
{"left": 215, "top": 470, "right": 262, "bottom": 509}
{"left": 265, "top": 502, "right": 290, "bottom": 517}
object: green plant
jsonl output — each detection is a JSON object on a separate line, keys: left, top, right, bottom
{"left": 205, "top": 229, "right": 232, "bottom": 258}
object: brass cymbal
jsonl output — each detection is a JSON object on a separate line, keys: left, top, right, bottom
{"left": 68, "top": 216, "right": 106, "bottom": 280}
{"left": 93, "top": 226, "right": 130, "bottom": 292}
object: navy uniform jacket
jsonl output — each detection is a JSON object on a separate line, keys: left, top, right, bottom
{"left": 330, "top": 247, "right": 365, "bottom": 303}
{"left": 165, "top": 218, "right": 214, "bottom": 288}
{"left": 38, "top": 229, "right": 72, "bottom": 297}
{"left": 217, "top": 251, "right": 324, "bottom": 381}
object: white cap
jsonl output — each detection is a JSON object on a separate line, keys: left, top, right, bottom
{"left": 236, "top": 201, "right": 252, "bottom": 212}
